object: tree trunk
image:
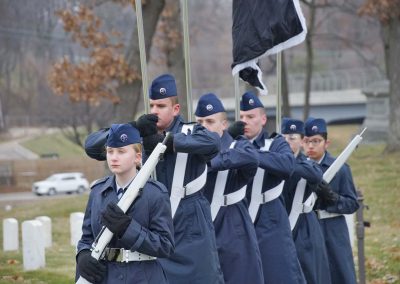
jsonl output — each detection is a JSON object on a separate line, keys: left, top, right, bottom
{"left": 0, "top": 96, "right": 4, "bottom": 132}
{"left": 164, "top": 0, "right": 187, "bottom": 120}
{"left": 303, "top": 1, "right": 316, "bottom": 121}
{"left": 281, "top": 52, "right": 291, "bottom": 117}
{"left": 116, "top": 0, "right": 166, "bottom": 122}
{"left": 386, "top": 17, "right": 400, "bottom": 152}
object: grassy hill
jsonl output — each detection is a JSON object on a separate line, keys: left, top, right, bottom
{"left": 21, "top": 132, "right": 85, "bottom": 158}
{"left": 0, "top": 124, "right": 399, "bottom": 283}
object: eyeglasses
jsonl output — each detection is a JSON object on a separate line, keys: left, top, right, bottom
{"left": 303, "top": 138, "right": 324, "bottom": 147}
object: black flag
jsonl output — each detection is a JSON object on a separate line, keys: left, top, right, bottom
{"left": 231, "top": 0, "right": 307, "bottom": 95}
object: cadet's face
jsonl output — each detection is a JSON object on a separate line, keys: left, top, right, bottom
{"left": 240, "top": 108, "right": 267, "bottom": 140}
{"left": 284, "top": 133, "right": 303, "bottom": 156}
{"left": 106, "top": 145, "right": 141, "bottom": 177}
{"left": 195, "top": 112, "right": 227, "bottom": 137}
{"left": 150, "top": 98, "right": 180, "bottom": 131}
{"left": 303, "top": 134, "right": 329, "bottom": 161}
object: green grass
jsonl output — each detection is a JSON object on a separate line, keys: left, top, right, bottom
{"left": 1, "top": 124, "right": 399, "bottom": 283}
{"left": 21, "top": 133, "right": 85, "bottom": 158}
{"left": 329, "top": 125, "right": 400, "bottom": 283}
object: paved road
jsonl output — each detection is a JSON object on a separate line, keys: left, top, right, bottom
{"left": 0, "top": 191, "right": 88, "bottom": 203}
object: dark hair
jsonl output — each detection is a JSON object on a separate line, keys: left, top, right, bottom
{"left": 321, "top": 133, "right": 328, "bottom": 140}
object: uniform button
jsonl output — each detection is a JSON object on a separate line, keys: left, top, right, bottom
{"left": 338, "top": 204, "right": 343, "bottom": 210}
{"left": 119, "top": 274, "right": 124, "bottom": 280}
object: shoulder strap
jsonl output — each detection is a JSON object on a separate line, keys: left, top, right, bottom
{"left": 248, "top": 139, "right": 273, "bottom": 222}
{"left": 170, "top": 124, "right": 195, "bottom": 218}
{"left": 210, "top": 141, "right": 236, "bottom": 220}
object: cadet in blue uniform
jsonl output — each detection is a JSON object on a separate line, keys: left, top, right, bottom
{"left": 82, "top": 74, "right": 223, "bottom": 283}
{"left": 303, "top": 117, "right": 359, "bottom": 284}
{"left": 281, "top": 118, "right": 332, "bottom": 284}
{"left": 138, "top": 75, "right": 224, "bottom": 284}
{"left": 76, "top": 123, "right": 174, "bottom": 284}
{"left": 235, "top": 91, "right": 305, "bottom": 284}
{"left": 194, "top": 93, "right": 264, "bottom": 284}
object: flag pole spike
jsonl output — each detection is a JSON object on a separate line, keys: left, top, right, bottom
{"left": 234, "top": 74, "right": 240, "bottom": 121}
{"left": 181, "top": 0, "right": 193, "bottom": 121}
{"left": 276, "top": 52, "right": 282, "bottom": 133}
{"left": 135, "top": 0, "right": 149, "bottom": 114}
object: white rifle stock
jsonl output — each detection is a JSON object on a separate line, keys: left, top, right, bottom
{"left": 323, "top": 128, "right": 366, "bottom": 183}
{"left": 76, "top": 134, "right": 171, "bottom": 284}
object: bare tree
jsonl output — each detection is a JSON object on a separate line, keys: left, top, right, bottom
{"left": 116, "top": 0, "right": 166, "bottom": 122}
{"left": 360, "top": 0, "right": 400, "bottom": 152}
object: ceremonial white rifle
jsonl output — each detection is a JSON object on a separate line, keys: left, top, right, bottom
{"left": 323, "top": 128, "right": 366, "bottom": 183}
{"left": 76, "top": 133, "right": 171, "bottom": 284}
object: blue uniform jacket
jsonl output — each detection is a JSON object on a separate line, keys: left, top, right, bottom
{"left": 316, "top": 151, "right": 359, "bottom": 284}
{"left": 77, "top": 176, "right": 174, "bottom": 284}
{"left": 284, "top": 153, "right": 331, "bottom": 284}
{"left": 249, "top": 131, "right": 306, "bottom": 284}
{"left": 155, "top": 115, "right": 224, "bottom": 284}
{"left": 204, "top": 131, "right": 264, "bottom": 284}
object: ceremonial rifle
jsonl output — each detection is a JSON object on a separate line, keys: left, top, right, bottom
{"left": 76, "top": 133, "right": 171, "bottom": 284}
{"left": 323, "top": 128, "right": 366, "bottom": 183}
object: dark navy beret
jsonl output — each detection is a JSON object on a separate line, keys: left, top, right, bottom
{"left": 240, "top": 91, "right": 264, "bottom": 111}
{"left": 304, "top": 117, "right": 327, "bottom": 136}
{"left": 195, "top": 93, "right": 225, "bottom": 117}
{"left": 281, "top": 118, "right": 304, "bottom": 135}
{"left": 149, "top": 74, "right": 177, "bottom": 100}
{"left": 106, "top": 123, "right": 141, "bottom": 147}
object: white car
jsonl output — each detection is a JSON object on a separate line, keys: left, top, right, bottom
{"left": 32, "top": 172, "right": 90, "bottom": 196}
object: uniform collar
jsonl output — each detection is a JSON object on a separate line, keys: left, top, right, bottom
{"left": 166, "top": 115, "right": 184, "bottom": 133}
{"left": 319, "top": 151, "right": 334, "bottom": 167}
{"left": 252, "top": 130, "right": 269, "bottom": 148}
{"left": 221, "top": 130, "right": 234, "bottom": 148}
{"left": 296, "top": 152, "right": 307, "bottom": 161}
{"left": 99, "top": 175, "right": 117, "bottom": 194}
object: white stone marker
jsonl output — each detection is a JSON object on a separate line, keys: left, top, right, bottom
{"left": 22, "top": 220, "right": 45, "bottom": 271}
{"left": 3, "top": 218, "right": 19, "bottom": 251}
{"left": 345, "top": 213, "right": 355, "bottom": 248}
{"left": 70, "top": 212, "right": 84, "bottom": 247}
{"left": 35, "top": 216, "right": 52, "bottom": 248}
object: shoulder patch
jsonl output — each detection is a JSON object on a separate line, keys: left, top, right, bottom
{"left": 90, "top": 176, "right": 110, "bottom": 189}
{"left": 147, "top": 179, "right": 168, "bottom": 193}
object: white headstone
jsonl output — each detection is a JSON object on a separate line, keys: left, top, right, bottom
{"left": 35, "top": 216, "right": 52, "bottom": 248}
{"left": 345, "top": 213, "right": 355, "bottom": 248}
{"left": 70, "top": 212, "right": 84, "bottom": 247}
{"left": 22, "top": 220, "right": 45, "bottom": 271}
{"left": 3, "top": 218, "right": 19, "bottom": 251}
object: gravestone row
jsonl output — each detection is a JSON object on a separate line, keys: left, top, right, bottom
{"left": 2, "top": 212, "right": 84, "bottom": 271}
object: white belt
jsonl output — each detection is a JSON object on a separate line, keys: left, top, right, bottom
{"left": 102, "top": 248, "right": 156, "bottom": 262}
{"left": 260, "top": 181, "right": 284, "bottom": 203}
{"left": 288, "top": 178, "right": 317, "bottom": 230}
{"left": 316, "top": 210, "right": 342, "bottom": 219}
{"left": 171, "top": 166, "right": 207, "bottom": 198}
{"left": 211, "top": 186, "right": 246, "bottom": 220}
{"left": 249, "top": 180, "right": 284, "bottom": 223}
{"left": 303, "top": 192, "right": 317, "bottom": 213}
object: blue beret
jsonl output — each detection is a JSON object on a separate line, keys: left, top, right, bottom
{"left": 195, "top": 93, "right": 225, "bottom": 117}
{"left": 149, "top": 74, "right": 177, "bottom": 100}
{"left": 240, "top": 91, "right": 264, "bottom": 111}
{"left": 281, "top": 118, "right": 304, "bottom": 135}
{"left": 106, "top": 124, "right": 141, "bottom": 148}
{"left": 304, "top": 117, "right": 327, "bottom": 136}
